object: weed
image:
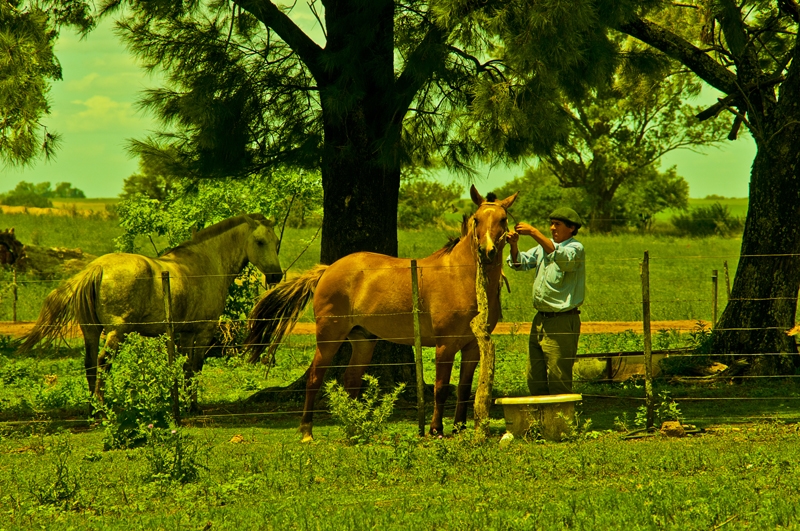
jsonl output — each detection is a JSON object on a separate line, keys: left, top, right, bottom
{"left": 28, "top": 434, "right": 85, "bottom": 511}
{"left": 92, "top": 333, "right": 194, "bottom": 449}
{"left": 635, "top": 390, "right": 684, "bottom": 428}
{"left": 141, "top": 426, "right": 205, "bottom": 484}
{"left": 325, "top": 374, "right": 405, "bottom": 445}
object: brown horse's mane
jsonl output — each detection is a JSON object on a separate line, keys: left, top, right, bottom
{"left": 165, "top": 214, "right": 268, "bottom": 255}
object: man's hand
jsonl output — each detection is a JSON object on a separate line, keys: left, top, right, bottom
{"left": 506, "top": 230, "right": 519, "bottom": 245}
{"left": 514, "top": 222, "right": 537, "bottom": 236}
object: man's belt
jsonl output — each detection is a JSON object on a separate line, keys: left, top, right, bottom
{"left": 537, "top": 307, "right": 581, "bottom": 318}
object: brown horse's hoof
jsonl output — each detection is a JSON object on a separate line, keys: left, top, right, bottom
{"left": 300, "top": 422, "right": 314, "bottom": 443}
{"left": 429, "top": 428, "right": 444, "bottom": 439}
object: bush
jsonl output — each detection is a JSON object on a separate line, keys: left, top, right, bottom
{"left": 142, "top": 426, "right": 205, "bottom": 484}
{"left": 397, "top": 179, "right": 463, "bottom": 229}
{"left": 325, "top": 375, "right": 405, "bottom": 445}
{"left": 91, "top": 334, "right": 193, "bottom": 450}
{"left": 671, "top": 203, "right": 743, "bottom": 236}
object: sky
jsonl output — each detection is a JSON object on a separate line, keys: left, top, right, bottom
{"left": 1, "top": 13, "right": 757, "bottom": 199}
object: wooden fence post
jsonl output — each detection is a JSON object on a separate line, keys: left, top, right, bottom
{"left": 12, "top": 266, "right": 17, "bottom": 323}
{"left": 410, "top": 260, "right": 426, "bottom": 436}
{"left": 640, "top": 251, "right": 654, "bottom": 430}
{"left": 471, "top": 264, "right": 495, "bottom": 440}
{"left": 161, "top": 271, "right": 181, "bottom": 426}
{"left": 712, "top": 269, "right": 719, "bottom": 329}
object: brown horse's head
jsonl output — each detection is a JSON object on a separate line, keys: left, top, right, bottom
{"left": 469, "top": 185, "right": 518, "bottom": 264}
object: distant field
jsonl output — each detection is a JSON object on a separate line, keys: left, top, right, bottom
{"left": 658, "top": 196, "right": 749, "bottom": 221}
{"left": 50, "top": 197, "right": 119, "bottom": 213}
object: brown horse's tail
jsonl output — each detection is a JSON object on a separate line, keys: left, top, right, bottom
{"left": 16, "top": 264, "right": 102, "bottom": 353}
{"left": 245, "top": 264, "right": 328, "bottom": 363}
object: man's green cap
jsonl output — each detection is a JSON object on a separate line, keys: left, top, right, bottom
{"left": 549, "top": 207, "right": 582, "bottom": 228}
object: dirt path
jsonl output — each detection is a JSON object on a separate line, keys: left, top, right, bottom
{"left": 0, "top": 320, "right": 709, "bottom": 339}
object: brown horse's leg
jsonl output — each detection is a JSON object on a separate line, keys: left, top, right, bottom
{"left": 81, "top": 324, "right": 102, "bottom": 396}
{"left": 342, "top": 339, "right": 378, "bottom": 398}
{"left": 300, "top": 339, "right": 345, "bottom": 443}
{"left": 453, "top": 341, "right": 480, "bottom": 432}
{"left": 430, "top": 344, "right": 459, "bottom": 436}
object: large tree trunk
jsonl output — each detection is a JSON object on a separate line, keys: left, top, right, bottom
{"left": 249, "top": 0, "right": 417, "bottom": 403}
{"left": 711, "top": 82, "right": 800, "bottom": 372}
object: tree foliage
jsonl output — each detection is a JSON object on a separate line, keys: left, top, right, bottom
{"left": 495, "top": 163, "right": 688, "bottom": 232}
{"left": 542, "top": 63, "right": 729, "bottom": 232}
{"left": 397, "top": 178, "right": 463, "bottom": 230}
{"left": 0, "top": 0, "right": 93, "bottom": 166}
{"left": 605, "top": 1, "right": 800, "bottom": 367}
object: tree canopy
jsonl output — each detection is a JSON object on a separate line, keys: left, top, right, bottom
{"left": 603, "top": 1, "right": 800, "bottom": 370}
{"left": 0, "top": 0, "right": 93, "bottom": 166}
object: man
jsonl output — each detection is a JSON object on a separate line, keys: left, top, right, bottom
{"left": 506, "top": 208, "right": 585, "bottom": 395}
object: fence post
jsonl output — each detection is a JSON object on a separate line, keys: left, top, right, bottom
{"left": 12, "top": 266, "right": 17, "bottom": 323}
{"left": 471, "top": 263, "right": 496, "bottom": 440}
{"left": 640, "top": 251, "right": 654, "bottom": 430}
{"left": 161, "top": 271, "right": 181, "bottom": 426}
{"left": 712, "top": 269, "right": 719, "bottom": 329}
{"left": 410, "top": 260, "right": 426, "bottom": 436}
{"left": 723, "top": 260, "right": 731, "bottom": 299}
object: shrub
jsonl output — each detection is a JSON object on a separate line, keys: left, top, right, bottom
{"left": 141, "top": 426, "right": 205, "bottom": 484}
{"left": 325, "top": 375, "right": 405, "bottom": 445}
{"left": 91, "top": 333, "right": 193, "bottom": 450}
{"left": 671, "top": 203, "right": 743, "bottom": 236}
{"left": 397, "top": 179, "right": 463, "bottom": 229}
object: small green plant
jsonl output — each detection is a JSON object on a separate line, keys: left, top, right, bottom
{"left": 91, "top": 333, "right": 193, "bottom": 450}
{"left": 325, "top": 375, "right": 405, "bottom": 445}
{"left": 635, "top": 391, "right": 684, "bottom": 428}
{"left": 141, "top": 426, "right": 205, "bottom": 484}
{"left": 28, "top": 435, "right": 84, "bottom": 511}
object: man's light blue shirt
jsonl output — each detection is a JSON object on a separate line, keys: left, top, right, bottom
{"left": 506, "top": 237, "right": 585, "bottom": 312}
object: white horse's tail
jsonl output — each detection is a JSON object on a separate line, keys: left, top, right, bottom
{"left": 17, "top": 264, "right": 102, "bottom": 352}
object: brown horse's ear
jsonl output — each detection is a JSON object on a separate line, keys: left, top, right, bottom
{"left": 470, "top": 185, "right": 485, "bottom": 206}
{"left": 500, "top": 191, "right": 519, "bottom": 210}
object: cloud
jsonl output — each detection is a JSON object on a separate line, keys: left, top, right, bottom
{"left": 65, "top": 95, "right": 146, "bottom": 132}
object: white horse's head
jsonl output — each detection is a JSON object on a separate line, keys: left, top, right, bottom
{"left": 244, "top": 215, "right": 283, "bottom": 284}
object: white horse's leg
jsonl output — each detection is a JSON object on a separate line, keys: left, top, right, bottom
{"left": 95, "top": 330, "right": 122, "bottom": 401}
{"left": 81, "top": 324, "right": 102, "bottom": 396}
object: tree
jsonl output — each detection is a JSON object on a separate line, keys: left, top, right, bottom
{"left": 605, "top": 2, "right": 800, "bottom": 371}
{"left": 397, "top": 178, "right": 463, "bottom": 230}
{"left": 495, "top": 163, "right": 689, "bottom": 232}
{"left": 95, "top": 0, "right": 626, "bottom": 396}
{"left": 0, "top": 0, "right": 93, "bottom": 166}
{"left": 542, "top": 67, "right": 729, "bottom": 233}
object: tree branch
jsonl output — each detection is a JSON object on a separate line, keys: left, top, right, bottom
{"left": 616, "top": 16, "right": 738, "bottom": 95}
{"left": 393, "top": 23, "right": 448, "bottom": 123}
{"left": 231, "top": 0, "right": 325, "bottom": 82}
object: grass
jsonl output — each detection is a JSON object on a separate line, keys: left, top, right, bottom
{"left": 3, "top": 332, "right": 800, "bottom": 529}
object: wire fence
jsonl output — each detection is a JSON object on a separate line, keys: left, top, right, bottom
{"left": 2, "top": 251, "right": 799, "bottom": 429}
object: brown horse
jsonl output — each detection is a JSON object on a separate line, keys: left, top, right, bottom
{"left": 18, "top": 214, "right": 283, "bottom": 397}
{"left": 245, "top": 186, "right": 517, "bottom": 441}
